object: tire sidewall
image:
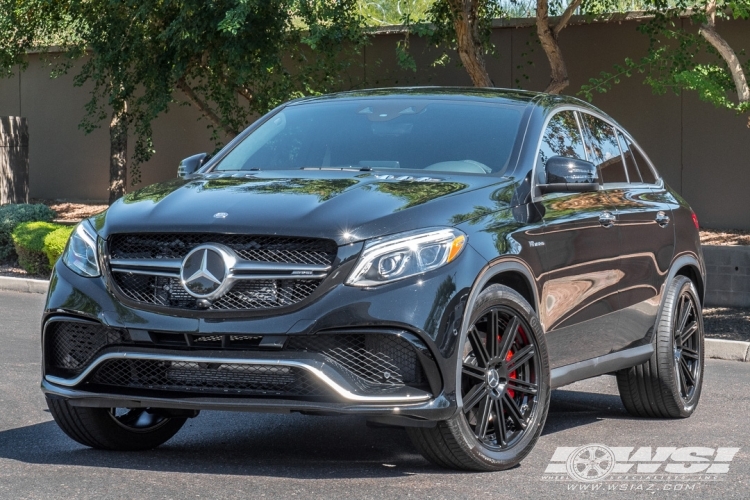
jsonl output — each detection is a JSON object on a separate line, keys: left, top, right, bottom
{"left": 658, "top": 276, "right": 705, "bottom": 417}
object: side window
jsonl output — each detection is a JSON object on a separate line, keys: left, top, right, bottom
{"left": 622, "top": 136, "right": 657, "bottom": 184}
{"left": 537, "top": 111, "right": 588, "bottom": 184}
{"left": 618, "top": 130, "right": 641, "bottom": 183}
{"left": 579, "top": 113, "right": 627, "bottom": 184}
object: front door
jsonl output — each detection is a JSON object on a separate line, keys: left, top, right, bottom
{"left": 534, "top": 110, "right": 623, "bottom": 368}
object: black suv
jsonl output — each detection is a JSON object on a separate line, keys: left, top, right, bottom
{"left": 42, "top": 88, "right": 705, "bottom": 471}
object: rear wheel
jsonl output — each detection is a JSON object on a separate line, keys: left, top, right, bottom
{"left": 616, "top": 275, "right": 704, "bottom": 418}
{"left": 47, "top": 398, "right": 187, "bottom": 450}
{"left": 407, "top": 285, "right": 550, "bottom": 471}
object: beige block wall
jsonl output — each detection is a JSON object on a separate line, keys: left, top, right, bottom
{"left": 0, "top": 18, "right": 749, "bottom": 229}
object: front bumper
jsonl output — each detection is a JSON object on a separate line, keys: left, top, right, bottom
{"left": 42, "top": 245, "right": 488, "bottom": 422}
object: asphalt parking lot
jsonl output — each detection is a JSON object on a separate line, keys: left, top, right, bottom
{"left": 1, "top": 289, "right": 748, "bottom": 499}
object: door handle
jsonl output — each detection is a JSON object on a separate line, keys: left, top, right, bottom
{"left": 599, "top": 211, "right": 616, "bottom": 228}
{"left": 655, "top": 211, "right": 670, "bottom": 227}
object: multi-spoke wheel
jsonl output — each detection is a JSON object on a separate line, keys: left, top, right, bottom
{"left": 407, "top": 284, "right": 550, "bottom": 471}
{"left": 617, "top": 275, "right": 705, "bottom": 418}
{"left": 47, "top": 398, "right": 187, "bottom": 450}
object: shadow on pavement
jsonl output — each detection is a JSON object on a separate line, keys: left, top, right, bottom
{"left": 0, "top": 388, "right": 637, "bottom": 478}
{"left": 543, "top": 388, "right": 629, "bottom": 436}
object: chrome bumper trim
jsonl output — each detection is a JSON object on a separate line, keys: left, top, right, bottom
{"left": 45, "top": 352, "right": 432, "bottom": 403}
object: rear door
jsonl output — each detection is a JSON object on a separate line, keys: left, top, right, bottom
{"left": 535, "top": 110, "right": 622, "bottom": 368}
{"left": 605, "top": 129, "right": 676, "bottom": 347}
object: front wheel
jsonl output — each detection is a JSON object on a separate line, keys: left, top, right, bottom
{"left": 47, "top": 398, "right": 187, "bottom": 450}
{"left": 407, "top": 285, "right": 551, "bottom": 471}
{"left": 616, "top": 275, "right": 705, "bottom": 418}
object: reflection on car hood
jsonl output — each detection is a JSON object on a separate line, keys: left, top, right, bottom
{"left": 93, "top": 170, "right": 517, "bottom": 245}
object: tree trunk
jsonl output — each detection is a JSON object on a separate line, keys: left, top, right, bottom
{"left": 447, "top": 0, "right": 493, "bottom": 87}
{"left": 0, "top": 117, "right": 29, "bottom": 204}
{"left": 699, "top": 1, "right": 750, "bottom": 105}
{"left": 109, "top": 106, "right": 127, "bottom": 205}
{"left": 536, "top": 0, "right": 569, "bottom": 94}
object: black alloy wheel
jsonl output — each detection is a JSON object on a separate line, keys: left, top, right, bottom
{"left": 406, "top": 285, "right": 550, "bottom": 471}
{"left": 617, "top": 275, "right": 704, "bottom": 418}
{"left": 108, "top": 408, "right": 172, "bottom": 433}
{"left": 461, "top": 306, "right": 540, "bottom": 450}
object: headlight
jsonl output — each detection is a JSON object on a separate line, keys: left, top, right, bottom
{"left": 346, "top": 228, "right": 466, "bottom": 287}
{"left": 62, "top": 222, "right": 100, "bottom": 277}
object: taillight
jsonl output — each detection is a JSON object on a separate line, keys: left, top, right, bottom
{"left": 691, "top": 212, "right": 699, "bottom": 230}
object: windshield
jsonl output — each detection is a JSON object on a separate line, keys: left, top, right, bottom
{"left": 213, "top": 99, "right": 525, "bottom": 175}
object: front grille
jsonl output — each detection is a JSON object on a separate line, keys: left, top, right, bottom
{"left": 107, "top": 233, "right": 336, "bottom": 312}
{"left": 46, "top": 321, "right": 131, "bottom": 374}
{"left": 111, "top": 273, "right": 323, "bottom": 311}
{"left": 90, "top": 359, "right": 327, "bottom": 397}
{"left": 109, "top": 233, "right": 337, "bottom": 266}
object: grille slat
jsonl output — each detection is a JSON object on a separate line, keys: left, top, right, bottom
{"left": 90, "top": 359, "right": 326, "bottom": 397}
{"left": 111, "top": 274, "right": 323, "bottom": 311}
{"left": 109, "top": 233, "right": 337, "bottom": 266}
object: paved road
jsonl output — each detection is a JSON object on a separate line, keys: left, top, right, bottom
{"left": 1, "top": 290, "right": 748, "bottom": 499}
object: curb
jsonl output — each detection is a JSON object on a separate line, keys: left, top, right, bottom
{"left": 0, "top": 276, "right": 49, "bottom": 294}
{"left": 705, "top": 338, "right": 750, "bottom": 362}
{"left": 0, "top": 276, "right": 748, "bottom": 362}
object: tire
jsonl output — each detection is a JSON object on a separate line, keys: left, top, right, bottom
{"left": 407, "top": 284, "right": 551, "bottom": 471}
{"left": 47, "top": 398, "right": 187, "bottom": 450}
{"left": 616, "top": 275, "right": 704, "bottom": 418}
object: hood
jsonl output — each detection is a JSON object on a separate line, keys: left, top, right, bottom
{"left": 92, "top": 170, "right": 517, "bottom": 245}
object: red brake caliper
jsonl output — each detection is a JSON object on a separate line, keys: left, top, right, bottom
{"left": 499, "top": 328, "right": 518, "bottom": 399}
{"left": 506, "top": 349, "right": 516, "bottom": 399}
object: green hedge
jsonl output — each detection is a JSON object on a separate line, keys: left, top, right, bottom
{"left": 11, "top": 221, "right": 71, "bottom": 275}
{"left": 44, "top": 226, "right": 75, "bottom": 268}
{"left": 0, "top": 204, "right": 56, "bottom": 262}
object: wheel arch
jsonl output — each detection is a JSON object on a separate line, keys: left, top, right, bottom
{"left": 454, "top": 258, "right": 541, "bottom": 410}
{"left": 666, "top": 253, "right": 706, "bottom": 306}
{"left": 481, "top": 270, "right": 537, "bottom": 313}
{"left": 674, "top": 264, "right": 705, "bottom": 306}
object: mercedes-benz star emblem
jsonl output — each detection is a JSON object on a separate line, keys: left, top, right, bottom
{"left": 180, "top": 245, "right": 231, "bottom": 299}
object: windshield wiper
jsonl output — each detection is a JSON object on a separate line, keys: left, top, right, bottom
{"left": 300, "top": 166, "right": 371, "bottom": 172}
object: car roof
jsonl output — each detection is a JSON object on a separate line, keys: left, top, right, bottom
{"left": 289, "top": 86, "right": 606, "bottom": 115}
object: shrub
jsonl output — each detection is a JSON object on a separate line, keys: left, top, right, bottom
{"left": 0, "top": 204, "right": 56, "bottom": 262}
{"left": 11, "top": 222, "right": 65, "bottom": 275}
{"left": 44, "top": 225, "right": 75, "bottom": 268}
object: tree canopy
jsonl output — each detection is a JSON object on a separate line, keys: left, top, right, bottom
{"left": 1, "top": 0, "right": 367, "bottom": 201}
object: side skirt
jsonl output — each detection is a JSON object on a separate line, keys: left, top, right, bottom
{"left": 550, "top": 344, "right": 654, "bottom": 389}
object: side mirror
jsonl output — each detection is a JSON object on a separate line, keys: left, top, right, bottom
{"left": 539, "top": 156, "right": 599, "bottom": 194}
{"left": 177, "top": 153, "right": 210, "bottom": 178}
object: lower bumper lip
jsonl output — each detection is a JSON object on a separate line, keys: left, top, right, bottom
{"left": 45, "top": 351, "right": 433, "bottom": 403}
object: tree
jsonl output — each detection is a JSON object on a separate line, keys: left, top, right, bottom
{"left": 392, "top": 0, "right": 612, "bottom": 93}
{"left": 535, "top": 0, "right": 588, "bottom": 94}
{"left": 394, "top": 0, "right": 503, "bottom": 87}
{"left": 2, "top": 1, "right": 367, "bottom": 203}
{"left": 581, "top": 0, "right": 750, "bottom": 125}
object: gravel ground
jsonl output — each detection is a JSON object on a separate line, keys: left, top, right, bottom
{"left": 700, "top": 228, "right": 750, "bottom": 246}
{"left": 702, "top": 307, "right": 750, "bottom": 342}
